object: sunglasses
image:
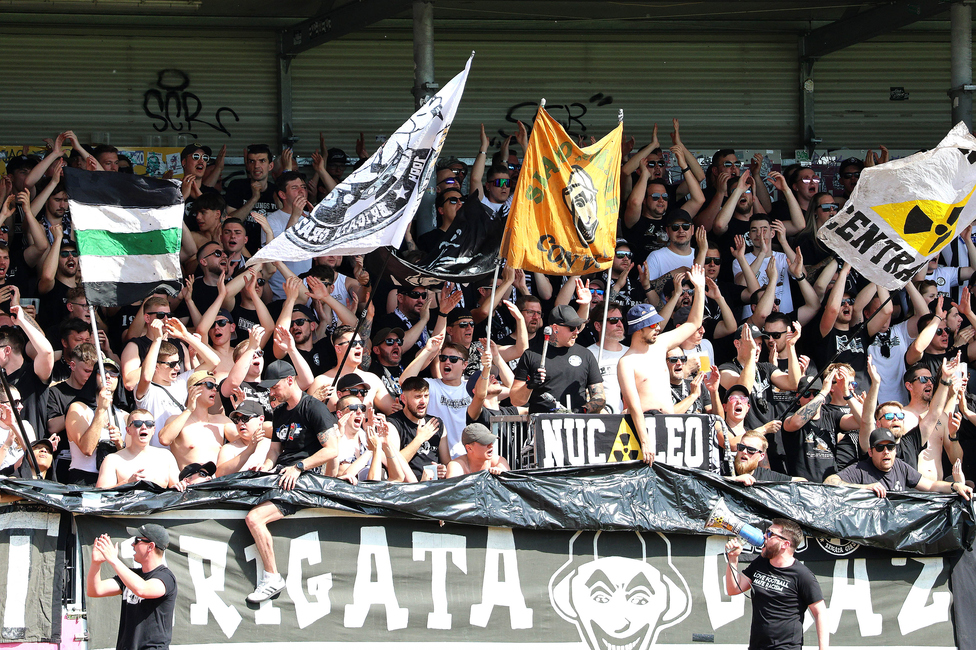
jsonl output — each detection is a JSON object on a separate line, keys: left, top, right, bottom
{"left": 196, "top": 381, "right": 217, "bottom": 390}
{"left": 448, "top": 167, "right": 465, "bottom": 175}
{"left": 190, "top": 152, "right": 211, "bottom": 162}
{"left": 728, "top": 395, "right": 750, "bottom": 404}
{"left": 0, "top": 226, "right": 8, "bottom": 234}
{"left": 105, "top": 368, "right": 121, "bottom": 378}
{"left": 60, "top": 250, "right": 80, "bottom": 258}
{"left": 203, "top": 248, "right": 224, "bottom": 259}
{"left": 489, "top": 178, "right": 511, "bottom": 188}
{"left": 211, "top": 318, "right": 230, "bottom": 328}
{"left": 818, "top": 203, "right": 839, "bottom": 212}
{"left": 252, "top": 349, "right": 264, "bottom": 358}
{"left": 722, "top": 161, "right": 743, "bottom": 168}
{"left": 230, "top": 412, "right": 257, "bottom": 424}
{"left": 440, "top": 178, "right": 459, "bottom": 186}
{"left": 444, "top": 197, "right": 462, "bottom": 205}
{"left": 763, "top": 331, "right": 786, "bottom": 339}
{"left": 439, "top": 354, "right": 464, "bottom": 364}
{"left": 840, "top": 171, "right": 861, "bottom": 179}
{"left": 69, "top": 301, "right": 90, "bottom": 310}
{"left": 337, "top": 339, "right": 364, "bottom": 348}
{"left": 881, "top": 412, "right": 906, "bottom": 421}
{"left": 606, "top": 317, "right": 623, "bottom": 324}
{"left": 405, "top": 290, "right": 428, "bottom": 299}
{"left": 874, "top": 442, "right": 897, "bottom": 452}
{"left": 801, "top": 389, "right": 818, "bottom": 398}
{"left": 344, "top": 387, "right": 367, "bottom": 397}
{"left": 507, "top": 163, "right": 521, "bottom": 173}
{"left": 592, "top": 289, "right": 605, "bottom": 296}
{"left": 799, "top": 178, "right": 821, "bottom": 185}
{"left": 649, "top": 192, "right": 669, "bottom": 201}
{"left": 157, "top": 360, "right": 180, "bottom": 368}
{"left": 666, "top": 356, "right": 687, "bottom": 363}
{"left": 765, "top": 530, "right": 789, "bottom": 543}
{"left": 292, "top": 318, "right": 311, "bottom": 327}
{"left": 256, "top": 278, "right": 266, "bottom": 286}
{"left": 134, "top": 537, "right": 154, "bottom": 545}
{"left": 736, "top": 443, "right": 761, "bottom": 455}
{"left": 840, "top": 298, "right": 855, "bottom": 306}
{"left": 668, "top": 223, "right": 692, "bottom": 232}
{"left": 129, "top": 419, "right": 156, "bottom": 428}
{"left": 704, "top": 257, "right": 721, "bottom": 265}
{"left": 615, "top": 251, "right": 633, "bottom": 259}
{"left": 936, "top": 328, "right": 947, "bottom": 336}
{"left": 911, "top": 376, "right": 933, "bottom": 384}
{"left": 383, "top": 337, "right": 403, "bottom": 346}
{"left": 455, "top": 321, "right": 475, "bottom": 329}
{"left": 147, "top": 311, "right": 171, "bottom": 319}
{"left": 343, "top": 403, "right": 368, "bottom": 413}
{"left": 646, "top": 160, "right": 667, "bottom": 168}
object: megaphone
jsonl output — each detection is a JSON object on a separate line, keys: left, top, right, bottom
{"left": 705, "top": 497, "right": 765, "bottom": 547}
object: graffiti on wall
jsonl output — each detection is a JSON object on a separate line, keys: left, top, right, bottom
{"left": 142, "top": 69, "right": 240, "bottom": 138}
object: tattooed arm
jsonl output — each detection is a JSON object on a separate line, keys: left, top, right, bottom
{"left": 783, "top": 369, "right": 837, "bottom": 432}
{"left": 582, "top": 383, "right": 607, "bottom": 414}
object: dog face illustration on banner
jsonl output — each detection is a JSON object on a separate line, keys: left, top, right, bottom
{"left": 549, "top": 531, "right": 692, "bottom": 649}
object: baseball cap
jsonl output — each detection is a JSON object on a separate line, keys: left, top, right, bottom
{"left": 626, "top": 304, "right": 664, "bottom": 335}
{"left": 230, "top": 400, "right": 264, "bottom": 418}
{"left": 796, "top": 376, "right": 823, "bottom": 395}
{"left": 448, "top": 309, "right": 474, "bottom": 325}
{"left": 335, "top": 373, "right": 369, "bottom": 392}
{"left": 735, "top": 323, "right": 768, "bottom": 339}
{"left": 465, "top": 368, "right": 499, "bottom": 396}
{"left": 292, "top": 304, "right": 317, "bottom": 322}
{"left": 178, "top": 461, "right": 216, "bottom": 482}
{"left": 726, "top": 384, "right": 750, "bottom": 399}
{"left": 869, "top": 428, "right": 898, "bottom": 447}
{"left": 461, "top": 423, "right": 497, "bottom": 446}
{"left": 666, "top": 211, "right": 693, "bottom": 226}
{"left": 180, "top": 143, "right": 212, "bottom": 160}
{"left": 327, "top": 148, "right": 347, "bottom": 166}
{"left": 126, "top": 523, "right": 169, "bottom": 550}
{"left": 371, "top": 327, "right": 405, "bottom": 348}
{"left": 187, "top": 370, "right": 216, "bottom": 388}
{"left": 550, "top": 304, "right": 586, "bottom": 329}
{"left": 5, "top": 154, "right": 37, "bottom": 174}
{"left": 259, "top": 360, "right": 296, "bottom": 388}
{"left": 31, "top": 438, "right": 54, "bottom": 453}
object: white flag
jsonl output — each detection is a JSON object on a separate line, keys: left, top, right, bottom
{"left": 818, "top": 122, "right": 976, "bottom": 290}
{"left": 250, "top": 54, "right": 473, "bottom": 264}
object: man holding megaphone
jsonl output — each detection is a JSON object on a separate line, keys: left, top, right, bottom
{"left": 724, "top": 519, "right": 829, "bottom": 650}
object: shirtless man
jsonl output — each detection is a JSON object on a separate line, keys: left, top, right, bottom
{"left": 307, "top": 326, "right": 396, "bottom": 413}
{"left": 445, "top": 423, "right": 510, "bottom": 477}
{"left": 95, "top": 410, "right": 184, "bottom": 490}
{"left": 158, "top": 370, "right": 235, "bottom": 469}
{"left": 216, "top": 401, "right": 271, "bottom": 477}
{"left": 618, "top": 264, "right": 706, "bottom": 463}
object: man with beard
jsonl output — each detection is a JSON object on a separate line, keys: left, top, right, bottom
{"left": 667, "top": 348, "right": 718, "bottom": 415}
{"left": 95, "top": 411, "right": 184, "bottom": 490}
{"left": 216, "top": 400, "right": 271, "bottom": 477}
{"left": 587, "top": 303, "right": 629, "bottom": 413}
{"left": 308, "top": 326, "right": 397, "bottom": 414}
{"left": 725, "top": 432, "right": 798, "bottom": 484}
{"left": 388, "top": 376, "right": 446, "bottom": 480}
{"left": 501, "top": 295, "right": 545, "bottom": 362}
{"left": 158, "top": 370, "right": 234, "bottom": 470}
{"left": 273, "top": 276, "right": 331, "bottom": 375}
{"left": 511, "top": 305, "right": 604, "bottom": 417}
{"left": 376, "top": 285, "right": 434, "bottom": 365}
{"left": 618, "top": 265, "right": 705, "bottom": 462}
{"left": 835, "top": 157, "right": 863, "bottom": 207}
{"left": 725, "top": 519, "right": 828, "bottom": 650}
{"left": 371, "top": 327, "right": 405, "bottom": 398}
{"left": 37, "top": 227, "right": 79, "bottom": 329}
{"left": 188, "top": 240, "right": 248, "bottom": 316}
{"left": 623, "top": 158, "right": 704, "bottom": 262}
{"left": 781, "top": 368, "right": 847, "bottom": 481}
{"left": 643, "top": 213, "right": 701, "bottom": 282}
{"left": 827, "top": 428, "right": 972, "bottom": 500}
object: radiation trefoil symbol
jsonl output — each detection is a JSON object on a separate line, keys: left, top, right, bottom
{"left": 871, "top": 182, "right": 976, "bottom": 258}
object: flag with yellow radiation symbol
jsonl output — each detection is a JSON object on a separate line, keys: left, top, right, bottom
{"left": 501, "top": 106, "right": 621, "bottom": 275}
{"left": 819, "top": 122, "right": 976, "bottom": 290}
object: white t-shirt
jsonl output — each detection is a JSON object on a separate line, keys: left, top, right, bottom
{"left": 264, "top": 209, "right": 312, "bottom": 300}
{"left": 644, "top": 247, "right": 694, "bottom": 282}
{"left": 732, "top": 251, "right": 793, "bottom": 318}
{"left": 68, "top": 404, "right": 129, "bottom": 474}
{"left": 425, "top": 379, "right": 472, "bottom": 459}
{"left": 870, "top": 320, "right": 912, "bottom": 405}
{"left": 0, "top": 421, "right": 37, "bottom": 471}
{"left": 925, "top": 266, "right": 959, "bottom": 298}
{"left": 587, "top": 343, "right": 628, "bottom": 413}
{"left": 480, "top": 195, "right": 512, "bottom": 220}
{"left": 135, "top": 368, "right": 194, "bottom": 448}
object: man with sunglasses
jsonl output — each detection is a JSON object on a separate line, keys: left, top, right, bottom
{"left": 780, "top": 369, "right": 854, "bottom": 482}
{"left": 418, "top": 188, "right": 465, "bottom": 253}
{"left": 308, "top": 327, "right": 397, "bottom": 414}
{"left": 623, "top": 157, "right": 704, "bottom": 262}
{"left": 121, "top": 294, "right": 190, "bottom": 391}
{"left": 86, "top": 523, "right": 178, "bottom": 650}
{"left": 371, "top": 327, "right": 406, "bottom": 397}
{"left": 376, "top": 284, "right": 433, "bottom": 365}
{"left": 907, "top": 311, "right": 976, "bottom": 381}
{"left": 95, "top": 410, "right": 184, "bottom": 490}
{"left": 835, "top": 157, "right": 863, "bottom": 205}
{"left": 158, "top": 370, "right": 234, "bottom": 470}
{"left": 725, "top": 519, "right": 828, "bottom": 650}
{"left": 725, "top": 433, "right": 799, "bottom": 484}
{"left": 216, "top": 400, "right": 271, "bottom": 476}
{"left": 827, "top": 428, "right": 973, "bottom": 500}
{"left": 588, "top": 304, "right": 628, "bottom": 413}
{"left": 37, "top": 233, "right": 79, "bottom": 329}
{"left": 642, "top": 213, "right": 700, "bottom": 283}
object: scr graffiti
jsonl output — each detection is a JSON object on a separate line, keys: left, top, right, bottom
{"left": 143, "top": 69, "right": 240, "bottom": 138}
{"left": 500, "top": 93, "right": 614, "bottom": 142}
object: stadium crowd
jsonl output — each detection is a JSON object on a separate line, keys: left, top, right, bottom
{"left": 0, "top": 122, "right": 973, "bottom": 515}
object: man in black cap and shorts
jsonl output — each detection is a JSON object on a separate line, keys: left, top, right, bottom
{"left": 86, "top": 523, "right": 178, "bottom": 650}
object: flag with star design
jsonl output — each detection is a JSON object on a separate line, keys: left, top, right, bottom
{"left": 819, "top": 122, "right": 976, "bottom": 289}
{"left": 250, "top": 54, "right": 473, "bottom": 263}
{"left": 501, "top": 106, "right": 621, "bottom": 275}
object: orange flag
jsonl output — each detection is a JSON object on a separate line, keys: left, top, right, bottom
{"left": 502, "top": 106, "right": 621, "bottom": 275}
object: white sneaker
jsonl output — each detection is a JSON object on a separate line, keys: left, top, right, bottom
{"left": 246, "top": 573, "right": 285, "bottom": 603}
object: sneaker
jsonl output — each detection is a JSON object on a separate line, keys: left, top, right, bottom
{"left": 246, "top": 573, "right": 285, "bottom": 603}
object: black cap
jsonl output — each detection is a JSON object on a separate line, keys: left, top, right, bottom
{"left": 259, "top": 360, "right": 296, "bottom": 388}
{"left": 869, "top": 427, "right": 898, "bottom": 447}
{"left": 666, "top": 211, "right": 693, "bottom": 226}
{"left": 4, "top": 154, "right": 36, "bottom": 174}
{"left": 335, "top": 373, "right": 369, "bottom": 391}
{"left": 180, "top": 143, "right": 212, "bottom": 160}
{"left": 178, "top": 461, "right": 217, "bottom": 482}
{"left": 726, "top": 384, "right": 750, "bottom": 399}
{"left": 291, "top": 304, "right": 317, "bottom": 322}
{"left": 126, "top": 523, "right": 169, "bottom": 550}
{"left": 549, "top": 304, "right": 585, "bottom": 328}
{"left": 327, "top": 148, "right": 347, "bottom": 165}
{"left": 31, "top": 438, "right": 54, "bottom": 452}
{"left": 230, "top": 400, "right": 264, "bottom": 418}
{"left": 448, "top": 309, "right": 473, "bottom": 325}
{"left": 371, "top": 327, "right": 405, "bottom": 348}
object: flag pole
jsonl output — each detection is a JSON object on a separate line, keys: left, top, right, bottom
{"left": 483, "top": 261, "right": 502, "bottom": 345}
{"left": 0, "top": 369, "right": 39, "bottom": 478}
{"left": 88, "top": 306, "right": 106, "bottom": 388}
{"left": 333, "top": 251, "right": 393, "bottom": 389}
{"left": 597, "top": 268, "right": 611, "bottom": 365}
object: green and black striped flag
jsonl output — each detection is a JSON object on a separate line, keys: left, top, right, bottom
{"left": 63, "top": 167, "right": 183, "bottom": 307}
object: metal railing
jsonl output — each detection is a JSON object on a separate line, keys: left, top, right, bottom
{"left": 489, "top": 414, "right": 535, "bottom": 469}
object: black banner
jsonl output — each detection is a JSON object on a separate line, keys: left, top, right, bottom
{"left": 533, "top": 413, "right": 718, "bottom": 470}
{"left": 0, "top": 506, "right": 64, "bottom": 643}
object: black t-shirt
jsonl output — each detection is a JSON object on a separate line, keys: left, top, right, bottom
{"left": 719, "top": 359, "right": 779, "bottom": 431}
{"left": 38, "top": 279, "right": 71, "bottom": 331}
{"left": 273, "top": 394, "right": 338, "bottom": 467}
{"left": 112, "top": 565, "right": 177, "bottom": 650}
{"left": 918, "top": 348, "right": 971, "bottom": 381}
{"left": 218, "top": 379, "right": 272, "bottom": 419}
{"left": 514, "top": 344, "right": 603, "bottom": 414}
{"left": 388, "top": 412, "right": 443, "bottom": 480}
{"left": 743, "top": 557, "right": 823, "bottom": 650}
{"left": 467, "top": 403, "right": 520, "bottom": 428}
{"left": 752, "top": 465, "right": 794, "bottom": 482}
{"left": 782, "top": 408, "right": 843, "bottom": 481}
{"left": 229, "top": 305, "right": 262, "bottom": 338}
{"left": 8, "top": 362, "right": 48, "bottom": 442}
{"left": 223, "top": 178, "right": 278, "bottom": 251}
{"left": 896, "top": 425, "right": 924, "bottom": 470}
{"left": 812, "top": 326, "right": 873, "bottom": 389}
{"left": 836, "top": 457, "right": 921, "bottom": 490}
{"left": 293, "top": 340, "right": 333, "bottom": 378}
{"left": 46, "top": 380, "right": 82, "bottom": 435}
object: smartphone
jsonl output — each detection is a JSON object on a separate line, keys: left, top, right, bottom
{"left": 19, "top": 298, "right": 39, "bottom": 311}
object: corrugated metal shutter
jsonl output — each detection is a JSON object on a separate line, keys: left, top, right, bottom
{"left": 814, "top": 33, "right": 971, "bottom": 150}
{"left": 291, "top": 34, "right": 799, "bottom": 157}
{"left": 0, "top": 29, "right": 278, "bottom": 151}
